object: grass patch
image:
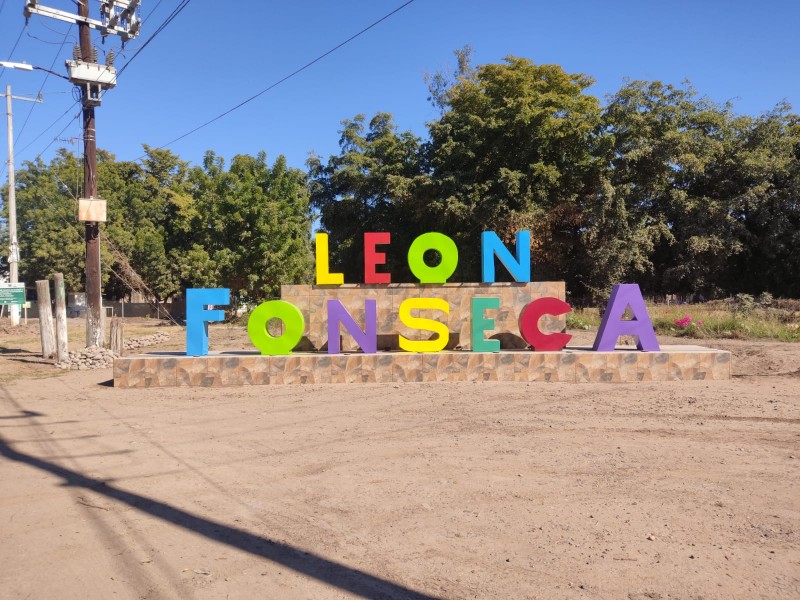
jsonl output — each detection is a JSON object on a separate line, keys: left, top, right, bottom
{"left": 566, "top": 309, "right": 600, "bottom": 330}
{"left": 567, "top": 301, "right": 800, "bottom": 342}
{"left": 652, "top": 305, "right": 800, "bottom": 341}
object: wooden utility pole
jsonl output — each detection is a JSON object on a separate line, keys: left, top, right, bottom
{"left": 77, "top": 0, "right": 103, "bottom": 348}
{"left": 24, "top": 1, "right": 140, "bottom": 345}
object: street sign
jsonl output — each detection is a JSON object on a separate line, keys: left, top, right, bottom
{"left": 0, "top": 283, "right": 25, "bottom": 305}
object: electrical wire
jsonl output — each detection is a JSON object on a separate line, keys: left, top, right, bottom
{"left": 25, "top": 19, "right": 78, "bottom": 46}
{"left": 16, "top": 0, "right": 235, "bottom": 159}
{"left": 15, "top": 25, "right": 74, "bottom": 146}
{"left": 134, "top": 0, "right": 417, "bottom": 159}
{"left": 14, "top": 99, "right": 81, "bottom": 157}
{"left": 0, "top": 25, "right": 26, "bottom": 81}
{"left": 38, "top": 16, "right": 77, "bottom": 41}
{"left": 37, "top": 115, "right": 79, "bottom": 159}
{"left": 116, "top": 0, "right": 192, "bottom": 77}
{"left": 144, "top": 0, "right": 168, "bottom": 23}
{"left": 0, "top": 102, "right": 80, "bottom": 181}
{"left": 25, "top": 32, "right": 70, "bottom": 46}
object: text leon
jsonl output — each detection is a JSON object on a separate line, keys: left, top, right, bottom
{"left": 185, "top": 231, "right": 660, "bottom": 356}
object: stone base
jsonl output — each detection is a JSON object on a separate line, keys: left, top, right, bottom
{"left": 113, "top": 346, "right": 731, "bottom": 388}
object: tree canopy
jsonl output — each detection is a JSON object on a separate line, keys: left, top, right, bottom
{"left": 309, "top": 52, "right": 800, "bottom": 301}
{"left": 3, "top": 51, "right": 799, "bottom": 303}
{"left": 3, "top": 148, "right": 313, "bottom": 304}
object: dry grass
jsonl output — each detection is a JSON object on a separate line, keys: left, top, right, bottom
{"left": 568, "top": 301, "right": 800, "bottom": 342}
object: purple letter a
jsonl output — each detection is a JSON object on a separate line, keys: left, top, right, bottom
{"left": 592, "top": 284, "right": 660, "bottom": 352}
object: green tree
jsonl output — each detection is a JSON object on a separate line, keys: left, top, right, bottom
{"left": 8, "top": 150, "right": 91, "bottom": 291}
{"left": 5, "top": 146, "right": 314, "bottom": 305}
{"left": 602, "top": 80, "right": 745, "bottom": 298}
{"left": 721, "top": 106, "right": 800, "bottom": 296}
{"left": 190, "top": 151, "right": 313, "bottom": 301}
{"left": 307, "top": 113, "right": 426, "bottom": 282}
{"left": 99, "top": 146, "right": 194, "bottom": 300}
{"left": 604, "top": 81, "right": 800, "bottom": 298}
{"left": 424, "top": 55, "right": 608, "bottom": 289}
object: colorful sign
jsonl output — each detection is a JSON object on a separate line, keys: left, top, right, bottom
{"left": 185, "top": 231, "right": 659, "bottom": 356}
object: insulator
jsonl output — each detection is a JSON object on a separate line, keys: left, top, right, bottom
{"left": 106, "top": 49, "right": 115, "bottom": 67}
{"left": 91, "top": 47, "right": 98, "bottom": 63}
{"left": 73, "top": 45, "right": 81, "bottom": 60}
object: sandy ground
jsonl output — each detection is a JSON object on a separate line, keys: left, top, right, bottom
{"left": 1, "top": 319, "right": 799, "bottom": 599}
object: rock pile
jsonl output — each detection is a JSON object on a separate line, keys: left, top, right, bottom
{"left": 124, "top": 332, "right": 171, "bottom": 350}
{"left": 53, "top": 332, "right": 172, "bottom": 370}
{"left": 56, "top": 346, "right": 118, "bottom": 370}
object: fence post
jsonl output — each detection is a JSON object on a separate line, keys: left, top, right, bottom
{"left": 109, "top": 317, "right": 124, "bottom": 355}
{"left": 35, "top": 280, "right": 56, "bottom": 359}
{"left": 53, "top": 273, "right": 69, "bottom": 363}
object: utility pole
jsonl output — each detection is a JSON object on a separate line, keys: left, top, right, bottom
{"left": 5, "top": 85, "right": 19, "bottom": 327}
{"left": 25, "top": 0, "right": 141, "bottom": 346}
{"left": 4, "top": 83, "right": 41, "bottom": 326}
{"left": 77, "top": 0, "right": 103, "bottom": 347}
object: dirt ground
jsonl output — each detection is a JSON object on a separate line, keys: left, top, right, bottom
{"left": 1, "top": 318, "right": 798, "bottom": 599}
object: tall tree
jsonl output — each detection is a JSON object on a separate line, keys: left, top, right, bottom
{"left": 307, "top": 113, "right": 426, "bottom": 282}
{"left": 190, "top": 151, "right": 313, "bottom": 301}
{"left": 721, "top": 106, "right": 800, "bottom": 296}
{"left": 8, "top": 150, "right": 91, "bottom": 291}
{"left": 424, "top": 55, "right": 606, "bottom": 288}
{"left": 601, "top": 80, "right": 739, "bottom": 297}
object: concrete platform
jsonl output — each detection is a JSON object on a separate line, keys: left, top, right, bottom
{"left": 113, "top": 346, "right": 731, "bottom": 388}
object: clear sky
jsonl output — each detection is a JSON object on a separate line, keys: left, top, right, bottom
{"left": 1, "top": 0, "right": 799, "bottom": 179}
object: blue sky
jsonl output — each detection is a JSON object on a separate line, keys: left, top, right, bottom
{"left": 1, "top": 0, "right": 799, "bottom": 179}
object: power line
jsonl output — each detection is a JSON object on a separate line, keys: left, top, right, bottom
{"left": 0, "top": 112, "right": 80, "bottom": 181}
{"left": 15, "top": 25, "right": 73, "bottom": 146}
{"left": 137, "top": 0, "right": 417, "bottom": 159}
{"left": 25, "top": 30, "right": 72, "bottom": 45}
{"left": 38, "top": 16, "right": 77, "bottom": 41}
{"left": 15, "top": 99, "right": 81, "bottom": 157}
{"left": 0, "top": 98, "right": 81, "bottom": 180}
{"left": 116, "top": 0, "right": 193, "bottom": 77}
{"left": 0, "top": 25, "right": 26, "bottom": 81}
{"left": 144, "top": 0, "right": 168, "bottom": 23}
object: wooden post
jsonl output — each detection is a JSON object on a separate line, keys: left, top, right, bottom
{"left": 54, "top": 273, "right": 69, "bottom": 363}
{"left": 109, "top": 317, "right": 124, "bottom": 355}
{"left": 35, "top": 280, "right": 56, "bottom": 359}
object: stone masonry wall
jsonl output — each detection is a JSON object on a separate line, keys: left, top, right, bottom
{"left": 280, "top": 282, "right": 566, "bottom": 352}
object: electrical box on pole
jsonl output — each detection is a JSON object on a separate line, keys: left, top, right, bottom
{"left": 78, "top": 198, "right": 108, "bottom": 223}
{"left": 65, "top": 60, "right": 117, "bottom": 107}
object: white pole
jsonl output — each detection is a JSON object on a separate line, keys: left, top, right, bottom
{"left": 5, "top": 85, "right": 20, "bottom": 326}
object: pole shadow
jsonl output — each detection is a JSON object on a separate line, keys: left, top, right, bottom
{"left": 0, "top": 410, "right": 46, "bottom": 419}
{"left": 0, "top": 436, "right": 439, "bottom": 600}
